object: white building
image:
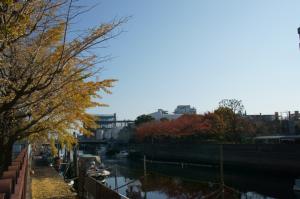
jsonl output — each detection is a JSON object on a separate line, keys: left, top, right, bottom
{"left": 102, "top": 127, "right": 123, "bottom": 139}
{"left": 79, "top": 113, "right": 124, "bottom": 141}
{"left": 174, "top": 105, "right": 197, "bottom": 114}
{"left": 148, "top": 109, "right": 181, "bottom": 121}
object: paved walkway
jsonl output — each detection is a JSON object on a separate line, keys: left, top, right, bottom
{"left": 31, "top": 157, "right": 77, "bottom": 199}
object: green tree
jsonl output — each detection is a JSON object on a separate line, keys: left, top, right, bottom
{"left": 134, "top": 115, "right": 155, "bottom": 126}
{"left": 160, "top": 117, "right": 169, "bottom": 122}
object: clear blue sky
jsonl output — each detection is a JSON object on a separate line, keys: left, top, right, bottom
{"left": 76, "top": 0, "right": 300, "bottom": 120}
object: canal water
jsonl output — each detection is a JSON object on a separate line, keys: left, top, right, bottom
{"left": 102, "top": 158, "right": 299, "bottom": 199}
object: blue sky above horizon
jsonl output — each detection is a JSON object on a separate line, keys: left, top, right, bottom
{"left": 75, "top": 0, "right": 300, "bottom": 120}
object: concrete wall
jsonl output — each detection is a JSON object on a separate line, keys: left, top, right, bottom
{"left": 131, "top": 143, "right": 300, "bottom": 174}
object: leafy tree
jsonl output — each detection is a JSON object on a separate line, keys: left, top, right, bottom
{"left": 214, "top": 106, "right": 256, "bottom": 142}
{"left": 218, "top": 99, "right": 244, "bottom": 141}
{"left": 214, "top": 107, "right": 235, "bottom": 133}
{"left": 160, "top": 117, "right": 169, "bottom": 122}
{"left": 0, "top": 0, "right": 125, "bottom": 172}
{"left": 117, "top": 125, "right": 136, "bottom": 143}
{"left": 218, "top": 99, "right": 244, "bottom": 115}
{"left": 134, "top": 114, "right": 155, "bottom": 126}
{"left": 136, "top": 114, "right": 211, "bottom": 141}
{"left": 135, "top": 109, "right": 257, "bottom": 143}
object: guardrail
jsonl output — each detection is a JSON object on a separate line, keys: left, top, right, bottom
{"left": 77, "top": 156, "right": 129, "bottom": 199}
{"left": 83, "top": 176, "right": 128, "bottom": 199}
{"left": 0, "top": 148, "right": 28, "bottom": 199}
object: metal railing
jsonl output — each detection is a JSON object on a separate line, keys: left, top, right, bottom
{"left": 77, "top": 159, "right": 129, "bottom": 199}
{"left": 82, "top": 176, "right": 128, "bottom": 199}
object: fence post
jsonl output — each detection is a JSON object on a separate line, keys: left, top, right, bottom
{"left": 143, "top": 155, "right": 147, "bottom": 178}
{"left": 115, "top": 166, "right": 118, "bottom": 193}
{"left": 220, "top": 144, "right": 224, "bottom": 199}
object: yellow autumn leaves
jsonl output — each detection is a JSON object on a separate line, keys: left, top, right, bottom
{"left": 0, "top": 0, "right": 123, "bottom": 157}
{"left": 31, "top": 166, "right": 77, "bottom": 199}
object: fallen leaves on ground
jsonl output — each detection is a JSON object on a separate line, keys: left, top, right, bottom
{"left": 31, "top": 166, "right": 77, "bottom": 199}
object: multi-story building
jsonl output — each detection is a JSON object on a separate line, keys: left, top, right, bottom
{"left": 174, "top": 105, "right": 197, "bottom": 114}
{"left": 148, "top": 105, "right": 197, "bottom": 121}
{"left": 245, "top": 114, "right": 275, "bottom": 122}
{"left": 149, "top": 109, "right": 181, "bottom": 121}
{"left": 245, "top": 111, "right": 300, "bottom": 135}
{"left": 79, "top": 113, "right": 125, "bottom": 141}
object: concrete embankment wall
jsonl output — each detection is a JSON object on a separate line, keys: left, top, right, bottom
{"left": 131, "top": 143, "right": 300, "bottom": 174}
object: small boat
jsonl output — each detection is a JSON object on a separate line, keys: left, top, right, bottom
{"left": 87, "top": 169, "right": 111, "bottom": 184}
{"left": 87, "top": 169, "right": 111, "bottom": 177}
{"left": 117, "top": 150, "right": 129, "bottom": 158}
{"left": 86, "top": 161, "right": 111, "bottom": 183}
{"left": 99, "top": 169, "right": 111, "bottom": 176}
{"left": 294, "top": 179, "right": 300, "bottom": 192}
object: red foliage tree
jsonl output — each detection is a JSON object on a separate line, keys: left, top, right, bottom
{"left": 136, "top": 111, "right": 257, "bottom": 142}
{"left": 136, "top": 114, "right": 212, "bottom": 140}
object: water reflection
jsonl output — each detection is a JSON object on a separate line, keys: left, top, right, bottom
{"left": 241, "top": 192, "right": 276, "bottom": 199}
{"left": 126, "top": 179, "right": 142, "bottom": 198}
{"left": 138, "top": 174, "right": 222, "bottom": 199}
{"left": 103, "top": 159, "right": 297, "bottom": 199}
{"left": 106, "top": 174, "right": 238, "bottom": 199}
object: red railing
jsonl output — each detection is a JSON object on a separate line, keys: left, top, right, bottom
{"left": 0, "top": 148, "right": 28, "bottom": 199}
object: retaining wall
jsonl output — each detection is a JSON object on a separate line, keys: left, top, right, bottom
{"left": 131, "top": 143, "right": 300, "bottom": 174}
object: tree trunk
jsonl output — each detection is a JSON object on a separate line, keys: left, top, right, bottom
{"left": 0, "top": 144, "right": 4, "bottom": 175}
{"left": 0, "top": 113, "right": 15, "bottom": 175}
{"left": 0, "top": 141, "right": 14, "bottom": 176}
